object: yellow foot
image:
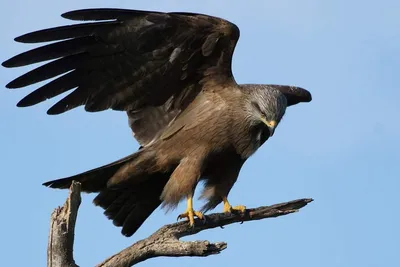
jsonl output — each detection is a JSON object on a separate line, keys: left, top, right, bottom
{"left": 223, "top": 197, "right": 246, "bottom": 213}
{"left": 177, "top": 209, "right": 205, "bottom": 227}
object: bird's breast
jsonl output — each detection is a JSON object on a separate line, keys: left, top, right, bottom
{"left": 233, "top": 124, "right": 270, "bottom": 159}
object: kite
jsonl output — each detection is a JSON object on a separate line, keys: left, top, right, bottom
{"left": 2, "top": 8, "right": 312, "bottom": 237}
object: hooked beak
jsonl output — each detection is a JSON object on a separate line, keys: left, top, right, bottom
{"left": 260, "top": 117, "right": 277, "bottom": 137}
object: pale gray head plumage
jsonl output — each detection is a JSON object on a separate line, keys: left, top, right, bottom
{"left": 242, "top": 84, "right": 288, "bottom": 136}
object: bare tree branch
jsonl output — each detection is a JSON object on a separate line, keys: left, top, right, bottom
{"left": 47, "top": 181, "right": 313, "bottom": 267}
{"left": 97, "top": 198, "right": 313, "bottom": 267}
{"left": 47, "top": 181, "right": 81, "bottom": 267}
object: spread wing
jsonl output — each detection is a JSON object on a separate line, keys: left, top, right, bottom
{"left": 2, "top": 8, "right": 240, "bottom": 146}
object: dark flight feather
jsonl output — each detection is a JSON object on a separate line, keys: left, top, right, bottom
{"left": 272, "top": 85, "right": 312, "bottom": 106}
{"left": 6, "top": 54, "right": 85, "bottom": 88}
{"left": 2, "top": 37, "right": 96, "bottom": 67}
{"left": 17, "top": 71, "right": 79, "bottom": 107}
{"left": 47, "top": 88, "right": 88, "bottom": 114}
{"left": 3, "top": 8, "right": 241, "bottom": 146}
{"left": 61, "top": 8, "right": 154, "bottom": 21}
{"left": 14, "top": 22, "right": 120, "bottom": 43}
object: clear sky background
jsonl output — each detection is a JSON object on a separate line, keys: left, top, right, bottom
{"left": 1, "top": 0, "right": 399, "bottom": 266}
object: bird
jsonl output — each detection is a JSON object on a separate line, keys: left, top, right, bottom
{"left": 2, "top": 8, "right": 312, "bottom": 237}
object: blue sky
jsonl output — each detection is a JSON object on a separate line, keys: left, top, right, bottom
{"left": 1, "top": 0, "right": 399, "bottom": 266}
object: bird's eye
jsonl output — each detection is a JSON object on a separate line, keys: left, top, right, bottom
{"left": 252, "top": 101, "right": 266, "bottom": 116}
{"left": 252, "top": 101, "right": 262, "bottom": 113}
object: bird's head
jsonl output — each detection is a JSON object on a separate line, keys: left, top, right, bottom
{"left": 244, "top": 85, "right": 288, "bottom": 137}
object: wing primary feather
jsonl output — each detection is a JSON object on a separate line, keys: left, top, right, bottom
{"left": 2, "top": 36, "right": 96, "bottom": 67}
{"left": 17, "top": 70, "right": 79, "bottom": 107}
{"left": 47, "top": 88, "right": 88, "bottom": 115}
{"left": 61, "top": 8, "right": 157, "bottom": 21}
{"left": 6, "top": 53, "right": 86, "bottom": 88}
{"left": 14, "top": 21, "right": 120, "bottom": 43}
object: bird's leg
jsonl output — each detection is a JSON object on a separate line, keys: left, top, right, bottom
{"left": 177, "top": 195, "right": 204, "bottom": 226}
{"left": 222, "top": 197, "right": 246, "bottom": 213}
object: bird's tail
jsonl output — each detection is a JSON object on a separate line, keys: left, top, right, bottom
{"left": 43, "top": 148, "right": 171, "bottom": 237}
{"left": 93, "top": 172, "right": 170, "bottom": 236}
{"left": 43, "top": 148, "right": 156, "bottom": 192}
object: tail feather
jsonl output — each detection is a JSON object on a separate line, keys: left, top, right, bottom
{"left": 102, "top": 190, "right": 132, "bottom": 224}
{"left": 93, "top": 173, "right": 170, "bottom": 237}
{"left": 112, "top": 196, "right": 137, "bottom": 227}
{"left": 42, "top": 152, "right": 142, "bottom": 192}
{"left": 92, "top": 188, "right": 120, "bottom": 209}
{"left": 122, "top": 200, "right": 160, "bottom": 236}
{"left": 42, "top": 147, "right": 172, "bottom": 237}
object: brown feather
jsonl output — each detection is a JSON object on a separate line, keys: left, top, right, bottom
{"left": 160, "top": 150, "right": 206, "bottom": 210}
{"left": 43, "top": 146, "right": 174, "bottom": 237}
{"left": 200, "top": 152, "right": 245, "bottom": 212}
{"left": 93, "top": 173, "right": 169, "bottom": 237}
{"left": 3, "top": 9, "right": 240, "bottom": 147}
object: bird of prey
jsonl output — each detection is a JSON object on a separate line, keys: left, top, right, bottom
{"left": 3, "top": 8, "right": 311, "bottom": 237}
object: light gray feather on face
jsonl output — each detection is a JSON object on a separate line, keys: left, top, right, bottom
{"left": 241, "top": 84, "right": 288, "bottom": 127}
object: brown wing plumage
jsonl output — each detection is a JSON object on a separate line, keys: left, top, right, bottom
{"left": 3, "top": 8, "right": 240, "bottom": 146}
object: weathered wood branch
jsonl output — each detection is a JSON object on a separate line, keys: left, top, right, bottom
{"left": 47, "top": 181, "right": 81, "bottom": 267}
{"left": 97, "top": 197, "right": 313, "bottom": 266}
{"left": 47, "top": 182, "right": 313, "bottom": 267}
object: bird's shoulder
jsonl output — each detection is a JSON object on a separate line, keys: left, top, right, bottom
{"left": 159, "top": 88, "right": 232, "bottom": 141}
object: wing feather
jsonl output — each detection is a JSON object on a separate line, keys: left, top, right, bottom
{"left": 17, "top": 71, "right": 79, "bottom": 107}
{"left": 6, "top": 53, "right": 86, "bottom": 88}
{"left": 14, "top": 21, "right": 120, "bottom": 43}
{"left": 3, "top": 8, "right": 240, "bottom": 145}
{"left": 269, "top": 85, "right": 312, "bottom": 106}
{"left": 3, "top": 37, "right": 96, "bottom": 67}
